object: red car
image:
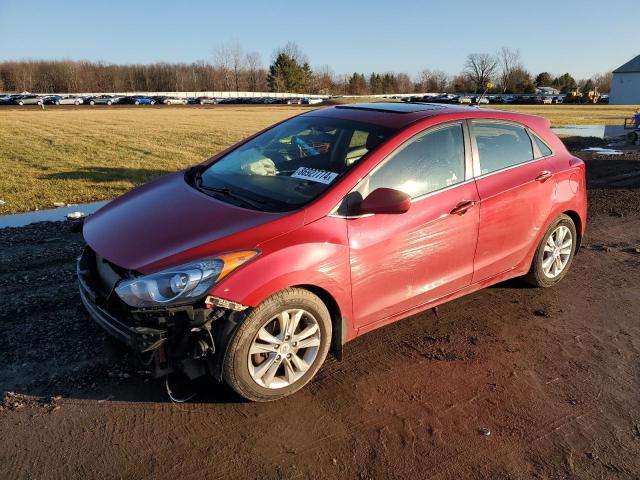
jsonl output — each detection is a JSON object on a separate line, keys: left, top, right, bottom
{"left": 78, "top": 103, "right": 586, "bottom": 401}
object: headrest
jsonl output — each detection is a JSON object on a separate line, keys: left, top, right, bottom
{"left": 366, "top": 133, "right": 385, "bottom": 151}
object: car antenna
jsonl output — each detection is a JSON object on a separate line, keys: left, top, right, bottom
{"left": 475, "top": 81, "right": 493, "bottom": 107}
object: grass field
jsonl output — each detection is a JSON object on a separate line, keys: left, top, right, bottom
{"left": 1, "top": 103, "right": 638, "bottom": 215}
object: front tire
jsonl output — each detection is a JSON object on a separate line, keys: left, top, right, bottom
{"left": 525, "top": 214, "right": 577, "bottom": 287}
{"left": 223, "top": 288, "right": 332, "bottom": 402}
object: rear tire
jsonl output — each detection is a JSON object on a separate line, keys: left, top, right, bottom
{"left": 223, "top": 288, "right": 331, "bottom": 402}
{"left": 525, "top": 214, "right": 577, "bottom": 288}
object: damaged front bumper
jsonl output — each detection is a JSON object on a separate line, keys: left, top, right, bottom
{"left": 77, "top": 247, "right": 167, "bottom": 353}
{"left": 76, "top": 247, "right": 247, "bottom": 379}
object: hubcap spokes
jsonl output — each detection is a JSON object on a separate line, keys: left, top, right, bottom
{"left": 542, "top": 225, "right": 572, "bottom": 279}
{"left": 248, "top": 309, "right": 321, "bottom": 389}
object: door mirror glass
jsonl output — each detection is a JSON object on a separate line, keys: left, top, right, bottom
{"left": 360, "top": 188, "right": 411, "bottom": 214}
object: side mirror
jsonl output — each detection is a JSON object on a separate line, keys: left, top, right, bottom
{"left": 360, "top": 188, "right": 411, "bottom": 215}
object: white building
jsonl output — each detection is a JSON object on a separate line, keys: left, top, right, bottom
{"left": 610, "top": 54, "right": 640, "bottom": 104}
{"left": 536, "top": 86, "right": 560, "bottom": 95}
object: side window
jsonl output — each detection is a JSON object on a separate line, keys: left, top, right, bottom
{"left": 532, "top": 133, "right": 553, "bottom": 157}
{"left": 367, "top": 123, "right": 465, "bottom": 198}
{"left": 472, "top": 121, "right": 534, "bottom": 175}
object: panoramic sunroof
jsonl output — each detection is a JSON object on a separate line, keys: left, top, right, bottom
{"left": 334, "top": 102, "right": 445, "bottom": 113}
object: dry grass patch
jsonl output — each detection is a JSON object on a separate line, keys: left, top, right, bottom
{"left": 484, "top": 104, "right": 640, "bottom": 126}
{"left": 0, "top": 106, "right": 309, "bottom": 214}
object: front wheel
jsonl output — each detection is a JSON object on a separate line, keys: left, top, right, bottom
{"left": 525, "top": 214, "right": 577, "bottom": 287}
{"left": 223, "top": 288, "right": 331, "bottom": 402}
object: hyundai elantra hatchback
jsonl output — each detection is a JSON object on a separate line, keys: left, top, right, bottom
{"left": 78, "top": 103, "right": 586, "bottom": 401}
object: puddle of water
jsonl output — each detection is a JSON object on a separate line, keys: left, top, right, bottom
{"left": 551, "top": 124, "right": 626, "bottom": 139}
{"left": 552, "top": 124, "right": 605, "bottom": 138}
{"left": 582, "top": 147, "right": 624, "bottom": 155}
{"left": 0, "top": 200, "right": 109, "bottom": 229}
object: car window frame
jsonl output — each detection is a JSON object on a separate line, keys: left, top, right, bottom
{"left": 330, "top": 120, "right": 474, "bottom": 218}
{"left": 528, "top": 130, "right": 554, "bottom": 159}
{"left": 375, "top": 120, "right": 474, "bottom": 201}
{"left": 468, "top": 119, "right": 551, "bottom": 178}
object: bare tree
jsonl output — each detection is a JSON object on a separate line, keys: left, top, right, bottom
{"left": 245, "top": 51, "right": 262, "bottom": 92}
{"left": 213, "top": 42, "right": 234, "bottom": 91}
{"left": 276, "top": 41, "right": 309, "bottom": 65}
{"left": 418, "top": 69, "right": 449, "bottom": 92}
{"left": 464, "top": 53, "right": 498, "bottom": 92}
{"left": 497, "top": 47, "right": 522, "bottom": 92}
{"left": 312, "top": 65, "right": 335, "bottom": 94}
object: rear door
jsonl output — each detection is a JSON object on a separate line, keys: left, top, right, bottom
{"left": 470, "top": 120, "right": 555, "bottom": 282}
{"left": 346, "top": 122, "right": 480, "bottom": 328}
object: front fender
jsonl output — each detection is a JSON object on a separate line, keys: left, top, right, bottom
{"left": 208, "top": 216, "right": 356, "bottom": 340}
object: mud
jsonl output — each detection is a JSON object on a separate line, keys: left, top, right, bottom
{"left": 1, "top": 140, "right": 639, "bottom": 479}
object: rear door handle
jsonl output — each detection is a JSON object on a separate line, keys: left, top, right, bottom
{"left": 535, "top": 170, "right": 553, "bottom": 182}
{"left": 450, "top": 200, "right": 476, "bottom": 215}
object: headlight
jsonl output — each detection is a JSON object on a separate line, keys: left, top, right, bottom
{"left": 114, "top": 250, "right": 259, "bottom": 308}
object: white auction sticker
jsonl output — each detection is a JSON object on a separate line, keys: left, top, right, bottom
{"left": 291, "top": 167, "right": 338, "bottom": 184}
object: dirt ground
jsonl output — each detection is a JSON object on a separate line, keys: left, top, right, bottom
{"left": 1, "top": 139, "right": 640, "bottom": 479}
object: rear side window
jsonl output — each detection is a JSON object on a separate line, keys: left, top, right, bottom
{"left": 472, "top": 121, "right": 534, "bottom": 175}
{"left": 532, "top": 133, "right": 553, "bottom": 157}
{"left": 368, "top": 123, "right": 465, "bottom": 198}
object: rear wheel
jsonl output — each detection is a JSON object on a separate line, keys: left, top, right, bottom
{"left": 525, "top": 214, "right": 577, "bottom": 287}
{"left": 223, "top": 288, "right": 331, "bottom": 402}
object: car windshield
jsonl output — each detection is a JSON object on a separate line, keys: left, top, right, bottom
{"left": 196, "top": 115, "right": 395, "bottom": 212}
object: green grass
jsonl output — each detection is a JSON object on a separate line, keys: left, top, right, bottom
{"left": 1, "top": 103, "right": 638, "bottom": 215}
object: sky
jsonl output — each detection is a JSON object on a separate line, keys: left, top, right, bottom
{"left": 0, "top": 0, "right": 636, "bottom": 79}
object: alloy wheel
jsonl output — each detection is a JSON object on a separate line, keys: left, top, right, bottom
{"left": 542, "top": 225, "right": 573, "bottom": 279}
{"left": 247, "top": 309, "right": 321, "bottom": 389}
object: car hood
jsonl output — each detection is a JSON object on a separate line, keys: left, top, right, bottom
{"left": 83, "top": 171, "right": 300, "bottom": 273}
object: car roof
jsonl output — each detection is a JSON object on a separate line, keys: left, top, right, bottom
{"left": 306, "top": 102, "right": 550, "bottom": 131}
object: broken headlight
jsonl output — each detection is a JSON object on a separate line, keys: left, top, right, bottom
{"left": 115, "top": 250, "right": 259, "bottom": 308}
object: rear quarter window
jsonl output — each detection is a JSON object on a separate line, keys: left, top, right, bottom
{"left": 472, "top": 121, "right": 534, "bottom": 175}
{"left": 532, "top": 133, "right": 553, "bottom": 157}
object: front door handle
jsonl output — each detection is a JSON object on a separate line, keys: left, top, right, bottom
{"left": 535, "top": 170, "right": 553, "bottom": 182}
{"left": 450, "top": 200, "right": 476, "bottom": 215}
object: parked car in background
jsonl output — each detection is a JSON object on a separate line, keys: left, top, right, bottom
{"left": 121, "top": 96, "right": 156, "bottom": 105}
{"left": 471, "top": 96, "right": 489, "bottom": 105}
{"left": 44, "top": 95, "right": 84, "bottom": 105}
{"left": 155, "top": 96, "right": 187, "bottom": 105}
{"left": 0, "top": 94, "right": 17, "bottom": 105}
{"left": 14, "top": 94, "right": 44, "bottom": 106}
{"left": 168, "top": 97, "right": 188, "bottom": 105}
{"left": 43, "top": 95, "right": 63, "bottom": 105}
{"left": 195, "top": 96, "right": 218, "bottom": 105}
{"left": 78, "top": 102, "right": 586, "bottom": 402}
{"left": 86, "top": 95, "right": 120, "bottom": 105}
{"left": 552, "top": 96, "right": 564, "bottom": 104}
{"left": 456, "top": 95, "right": 472, "bottom": 104}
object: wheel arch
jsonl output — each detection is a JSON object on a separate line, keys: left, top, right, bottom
{"left": 562, "top": 209, "right": 583, "bottom": 251}
{"left": 293, "top": 284, "right": 346, "bottom": 361}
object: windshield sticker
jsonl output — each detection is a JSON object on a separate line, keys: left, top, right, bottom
{"left": 291, "top": 167, "right": 338, "bottom": 184}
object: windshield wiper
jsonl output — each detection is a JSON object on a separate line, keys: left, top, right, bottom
{"left": 196, "top": 180, "right": 268, "bottom": 211}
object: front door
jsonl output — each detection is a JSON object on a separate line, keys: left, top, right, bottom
{"left": 347, "top": 122, "right": 480, "bottom": 328}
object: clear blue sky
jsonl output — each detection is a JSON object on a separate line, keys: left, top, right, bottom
{"left": 0, "top": 0, "right": 635, "bottom": 79}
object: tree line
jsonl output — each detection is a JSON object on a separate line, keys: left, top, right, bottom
{"left": 0, "top": 42, "right": 613, "bottom": 95}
